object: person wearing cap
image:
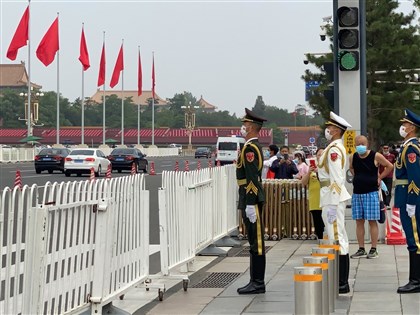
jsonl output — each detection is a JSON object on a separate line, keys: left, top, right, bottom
{"left": 394, "top": 109, "right": 420, "bottom": 294}
{"left": 236, "top": 108, "right": 267, "bottom": 294}
{"left": 317, "top": 111, "right": 352, "bottom": 294}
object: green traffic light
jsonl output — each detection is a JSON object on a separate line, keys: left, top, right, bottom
{"left": 339, "top": 51, "right": 359, "bottom": 71}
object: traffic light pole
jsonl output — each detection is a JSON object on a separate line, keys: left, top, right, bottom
{"left": 359, "top": 0, "right": 367, "bottom": 135}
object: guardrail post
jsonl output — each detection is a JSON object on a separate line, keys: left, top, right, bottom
{"left": 90, "top": 198, "right": 112, "bottom": 314}
{"left": 22, "top": 204, "right": 49, "bottom": 314}
{"left": 319, "top": 239, "right": 340, "bottom": 298}
{"left": 158, "top": 188, "right": 170, "bottom": 276}
{"left": 312, "top": 247, "right": 335, "bottom": 313}
{"left": 294, "top": 267, "right": 323, "bottom": 315}
{"left": 303, "top": 256, "right": 329, "bottom": 315}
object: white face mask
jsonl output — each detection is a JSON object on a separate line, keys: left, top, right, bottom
{"left": 325, "top": 129, "right": 333, "bottom": 141}
{"left": 399, "top": 125, "right": 408, "bottom": 138}
{"left": 240, "top": 125, "right": 248, "bottom": 137}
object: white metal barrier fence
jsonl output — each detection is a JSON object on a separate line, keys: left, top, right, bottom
{"left": 0, "top": 147, "right": 36, "bottom": 163}
{"left": 158, "top": 164, "right": 238, "bottom": 277}
{"left": 0, "top": 174, "right": 149, "bottom": 315}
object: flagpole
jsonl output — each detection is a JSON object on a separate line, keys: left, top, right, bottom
{"left": 81, "top": 68, "right": 85, "bottom": 145}
{"left": 56, "top": 12, "right": 60, "bottom": 145}
{"left": 27, "top": 0, "right": 32, "bottom": 137}
{"left": 121, "top": 40, "right": 124, "bottom": 145}
{"left": 138, "top": 102, "right": 140, "bottom": 145}
{"left": 102, "top": 32, "right": 106, "bottom": 146}
{"left": 152, "top": 52, "right": 155, "bottom": 146}
{"left": 81, "top": 23, "right": 85, "bottom": 145}
{"left": 138, "top": 46, "right": 141, "bottom": 145}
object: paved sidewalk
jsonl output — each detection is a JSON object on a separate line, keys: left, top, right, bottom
{"left": 114, "top": 240, "right": 420, "bottom": 315}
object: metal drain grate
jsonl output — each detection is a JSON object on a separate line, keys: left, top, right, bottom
{"left": 234, "top": 246, "right": 272, "bottom": 257}
{"left": 191, "top": 272, "right": 241, "bottom": 288}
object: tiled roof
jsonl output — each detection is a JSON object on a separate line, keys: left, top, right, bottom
{"left": 0, "top": 63, "right": 42, "bottom": 89}
{"left": 90, "top": 90, "right": 168, "bottom": 106}
{"left": 198, "top": 95, "right": 217, "bottom": 109}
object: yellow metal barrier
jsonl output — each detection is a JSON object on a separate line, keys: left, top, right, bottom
{"left": 239, "top": 179, "right": 315, "bottom": 240}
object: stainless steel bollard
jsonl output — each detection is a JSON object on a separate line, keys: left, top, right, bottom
{"left": 294, "top": 267, "right": 323, "bottom": 315}
{"left": 303, "top": 256, "right": 329, "bottom": 315}
{"left": 312, "top": 247, "right": 335, "bottom": 313}
{"left": 319, "top": 239, "right": 340, "bottom": 298}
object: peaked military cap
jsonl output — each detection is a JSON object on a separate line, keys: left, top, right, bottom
{"left": 325, "top": 111, "right": 352, "bottom": 130}
{"left": 241, "top": 108, "right": 267, "bottom": 125}
{"left": 400, "top": 108, "right": 420, "bottom": 128}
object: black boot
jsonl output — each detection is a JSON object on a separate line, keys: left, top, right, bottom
{"left": 397, "top": 251, "right": 420, "bottom": 294}
{"left": 237, "top": 254, "right": 253, "bottom": 293}
{"left": 238, "top": 254, "right": 266, "bottom": 294}
{"left": 339, "top": 254, "right": 350, "bottom": 294}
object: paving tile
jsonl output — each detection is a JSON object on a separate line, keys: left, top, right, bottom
{"left": 147, "top": 288, "right": 223, "bottom": 315}
{"left": 200, "top": 296, "right": 254, "bottom": 314}
{"left": 244, "top": 300, "right": 294, "bottom": 314}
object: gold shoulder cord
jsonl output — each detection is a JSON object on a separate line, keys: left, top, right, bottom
{"left": 318, "top": 144, "right": 345, "bottom": 174}
{"left": 237, "top": 144, "right": 247, "bottom": 169}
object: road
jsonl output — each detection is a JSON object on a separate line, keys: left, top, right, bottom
{"left": 0, "top": 155, "right": 214, "bottom": 274}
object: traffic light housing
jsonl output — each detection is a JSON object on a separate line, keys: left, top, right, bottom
{"left": 337, "top": 6, "right": 359, "bottom": 71}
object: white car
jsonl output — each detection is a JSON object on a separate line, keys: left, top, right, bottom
{"left": 64, "top": 148, "right": 110, "bottom": 177}
{"left": 168, "top": 143, "right": 182, "bottom": 155}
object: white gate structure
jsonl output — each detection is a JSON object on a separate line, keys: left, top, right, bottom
{"left": 158, "top": 165, "right": 238, "bottom": 277}
{"left": 0, "top": 174, "right": 150, "bottom": 315}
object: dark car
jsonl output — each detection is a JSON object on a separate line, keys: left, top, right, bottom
{"left": 108, "top": 148, "right": 148, "bottom": 173}
{"left": 195, "top": 147, "right": 212, "bottom": 159}
{"left": 34, "top": 148, "right": 71, "bottom": 174}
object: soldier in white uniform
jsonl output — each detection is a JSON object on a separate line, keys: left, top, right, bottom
{"left": 318, "top": 111, "right": 352, "bottom": 294}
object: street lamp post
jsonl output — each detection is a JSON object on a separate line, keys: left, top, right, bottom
{"left": 19, "top": 87, "right": 44, "bottom": 136}
{"left": 181, "top": 101, "right": 199, "bottom": 150}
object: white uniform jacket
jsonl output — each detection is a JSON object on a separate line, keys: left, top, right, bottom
{"left": 318, "top": 139, "right": 351, "bottom": 207}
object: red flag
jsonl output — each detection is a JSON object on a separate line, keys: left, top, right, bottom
{"left": 79, "top": 26, "right": 90, "bottom": 71}
{"left": 97, "top": 43, "right": 106, "bottom": 87}
{"left": 152, "top": 55, "right": 155, "bottom": 98}
{"left": 7, "top": 6, "right": 29, "bottom": 61}
{"left": 36, "top": 17, "right": 59, "bottom": 66}
{"left": 110, "top": 44, "right": 124, "bottom": 88}
{"left": 138, "top": 49, "right": 142, "bottom": 96}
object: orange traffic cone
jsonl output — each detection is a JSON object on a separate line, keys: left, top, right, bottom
{"left": 149, "top": 161, "right": 156, "bottom": 175}
{"left": 175, "top": 161, "right": 179, "bottom": 172}
{"left": 131, "top": 162, "right": 136, "bottom": 175}
{"left": 386, "top": 207, "right": 406, "bottom": 245}
{"left": 185, "top": 160, "right": 190, "bottom": 172}
{"left": 208, "top": 160, "right": 212, "bottom": 169}
{"left": 90, "top": 167, "right": 95, "bottom": 181}
{"left": 197, "top": 160, "right": 201, "bottom": 170}
{"left": 106, "top": 164, "right": 112, "bottom": 179}
{"left": 14, "top": 170, "right": 22, "bottom": 190}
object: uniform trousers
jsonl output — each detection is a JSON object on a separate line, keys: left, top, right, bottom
{"left": 322, "top": 202, "right": 349, "bottom": 255}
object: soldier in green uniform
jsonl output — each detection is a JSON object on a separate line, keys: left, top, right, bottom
{"left": 236, "top": 108, "right": 267, "bottom": 295}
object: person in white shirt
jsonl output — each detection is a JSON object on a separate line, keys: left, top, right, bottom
{"left": 262, "top": 144, "right": 279, "bottom": 179}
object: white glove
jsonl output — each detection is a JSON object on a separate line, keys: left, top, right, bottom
{"left": 407, "top": 204, "right": 416, "bottom": 218}
{"left": 245, "top": 205, "right": 257, "bottom": 223}
{"left": 327, "top": 206, "right": 337, "bottom": 224}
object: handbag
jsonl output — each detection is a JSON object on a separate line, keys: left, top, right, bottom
{"left": 378, "top": 189, "right": 386, "bottom": 224}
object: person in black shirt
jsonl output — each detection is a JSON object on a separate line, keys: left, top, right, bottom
{"left": 349, "top": 135, "right": 393, "bottom": 259}
{"left": 270, "top": 145, "right": 298, "bottom": 179}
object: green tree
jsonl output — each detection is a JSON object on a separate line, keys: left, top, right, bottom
{"left": 0, "top": 89, "right": 25, "bottom": 127}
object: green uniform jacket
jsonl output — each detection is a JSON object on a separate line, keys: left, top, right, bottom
{"left": 236, "top": 138, "right": 265, "bottom": 210}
